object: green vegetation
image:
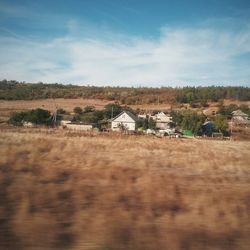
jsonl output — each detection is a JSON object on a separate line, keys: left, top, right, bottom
{"left": 57, "top": 108, "right": 66, "bottom": 114}
{"left": 71, "top": 103, "right": 125, "bottom": 129}
{"left": 176, "top": 86, "right": 250, "bottom": 103}
{"left": 1, "top": 80, "right": 250, "bottom": 104}
{"left": 73, "top": 106, "right": 83, "bottom": 114}
{"left": 213, "top": 115, "right": 229, "bottom": 136}
{"left": 9, "top": 111, "right": 27, "bottom": 126}
{"left": 218, "top": 103, "right": 250, "bottom": 117}
{"left": 83, "top": 105, "right": 95, "bottom": 113}
{"left": 137, "top": 116, "right": 156, "bottom": 130}
{"left": 171, "top": 110, "right": 206, "bottom": 135}
{"left": 9, "top": 108, "right": 52, "bottom": 126}
{"left": 103, "top": 103, "right": 123, "bottom": 119}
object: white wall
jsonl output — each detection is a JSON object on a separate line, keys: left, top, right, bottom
{"left": 64, "top": 124, "right": 93, "bottom": 131}
{"left": 111, "top": 112, "right": 136, "bottom": 131}
{"left": 111, "top": 121, "right": 135, "bottom": 131}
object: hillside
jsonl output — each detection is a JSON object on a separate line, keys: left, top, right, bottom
{"left": 1, "top": 80, "right": 250, "bottom": 105}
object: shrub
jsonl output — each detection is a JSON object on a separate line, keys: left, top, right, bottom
{"left": 213, "top": 114, "right": 229, "bottom": 136}
{"left": 104, "top": 103, "right": 122, "bottom": 119}
{"left": 73, "top": 107, "right": 83, "bottom": 114}
{"left": 218, "top": 104, "right": 238, "bottom": 117}
{"left": 24, "top": 108, "right": 52, "bottom": 125}
{"left": 57, "top": 108, "right": 66, "bottom": 114}
{"left": 9, "top": 108, "right": 52, "bottom": 126}
{"left": 171, "top": 110, "right": 206, "bottom": 135}
{"left": 9, "top": 111, "right": 27, "bottom": 126}
{"left": 200, "top": 99, "right": 209, "bottom": 107}
{"left": 83, "top": 106, "right": 95, "bottom": 113}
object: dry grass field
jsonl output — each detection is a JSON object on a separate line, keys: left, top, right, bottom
{"left": 0, "top": 99, "right": 111, "bottom": 121}
{"left": 0, "top": 99, "right": 174, "bottom": 123}
{"left": 0, "top": 98, "right": 174, "bottom": 122}
{"left": 1, "top": 98, "right": 249, "bottom": 122}
{"left": 0, "top": 128, "right": 250, "bottom": 250}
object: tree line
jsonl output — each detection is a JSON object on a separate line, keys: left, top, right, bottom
{"left": 1, "top": 80, "right": 250, "bottom": 104}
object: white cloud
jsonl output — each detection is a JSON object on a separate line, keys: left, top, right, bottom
{"left": 0, "top": 20, "right": 250, "bottom": 86}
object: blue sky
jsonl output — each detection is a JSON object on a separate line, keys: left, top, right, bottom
{"left": 0, "top": 0, "right": 250, "bottom": 86}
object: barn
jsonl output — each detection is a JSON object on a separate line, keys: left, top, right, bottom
{"left": 111, "top": 111, "right": 138, "bottom": 131}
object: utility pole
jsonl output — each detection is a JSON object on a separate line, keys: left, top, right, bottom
{"left": 52, "top": 98, "right": 58, "bottom": 128}
{"left": 230, "top": 117, "right": 233, "bottom": 140}
{"left": 111, "top": 106, "right": 114, "bottom": 119}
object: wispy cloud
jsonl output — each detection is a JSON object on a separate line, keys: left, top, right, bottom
{"left": 0, "top": 19, "right": 250, "bottom": 86}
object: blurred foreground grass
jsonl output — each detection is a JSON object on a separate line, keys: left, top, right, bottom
{"left": 0, "top": 128, "right": 250, "bottom": 250}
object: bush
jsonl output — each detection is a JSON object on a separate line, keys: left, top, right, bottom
{"left": 239, "top": 104, "right": 250, "bottom": 116}
{"left": 171, "top": 110, "right": 206, "bottom": 135}
{"left": 25, "top": 109, "right": 52, "bottom": 125}
{"left": 139, "top": 116, "right": 156, "bottom": 130}
{"left": 9, "top": 112, "right": 27, "bottom": 126}
{"left": 200, "top": 99, "right": 209, "bottom": 107}
{"left": 57, "top": 108, "right": 66, "bottom": 114}
{"left": 104, "top": 103, "right": 122, "bottom": 119}
{"left": 218, "top": 104, "right": 238, "bottom": 117}
{"left": 83, "top": 106, "right": 95, "bottom": 113}
{"left": 80, "top": 110, "right": 105, "bottom": 124}
{"left": 73, "top": 107, "right": 83, "bottom": 114}
{"left": 9, "top": 108, "right": 52, "bottom": 126}
{"left": 213, "top": 115, "right": 229, "bottom": 136}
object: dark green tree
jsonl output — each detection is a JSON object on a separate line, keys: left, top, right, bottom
{"left": 25, "top": 108, "right": 51, "bottom": 125}
{"left": 83, "top": 105, "right": 95, "bottom": 113}
{"left": 9, "top": 108, "right": 52, "bottom": 126}
{"left": 104, "top": 103, "right": 122, "bottom": 119}
{"left": 73, "top": 106, "right": 83, "bottom": 114}
{"left": 9, "top": 111, "right": 27, "bottom": 126}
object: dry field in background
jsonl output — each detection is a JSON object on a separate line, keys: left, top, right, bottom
{"left": 0, "top": 98, "right": 173, "bottom": 121}
{"left": 1, "top": 98, "right": 249, "bottom": 122}
{"left": 0, "top": 99, "right": 111, "bottom": 121}
{"left": 0, "top": 128, "right": 250, "bottom": 250}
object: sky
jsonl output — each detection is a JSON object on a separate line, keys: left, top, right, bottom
{"left": 0, "top": 0, "right": 250, "bottom": 87}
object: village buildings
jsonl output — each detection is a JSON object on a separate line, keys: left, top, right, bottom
{"left": 59, "top": 106, "right": 249, "bottom": 137}
{"left": 138, "top": 112, "right": 173, "bottom": 130}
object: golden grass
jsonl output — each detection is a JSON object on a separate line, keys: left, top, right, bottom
{"left": 0, "top": 128, "right": 250, "bottom": 250}
{"left": 1, "top": 98, "right": 249, "bottom": 122}
{"left": 0, "top": 98, "right": 111, "bottom": 120}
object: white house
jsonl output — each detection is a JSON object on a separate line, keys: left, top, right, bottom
{"left": 152, "top": 112, "right": 173, "bottom": 129}
{"left": 111, "top": 111, "right": 137, "bottom": 131}
{"left": 232, "top": 110, "right": 249, "bottom": 124}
